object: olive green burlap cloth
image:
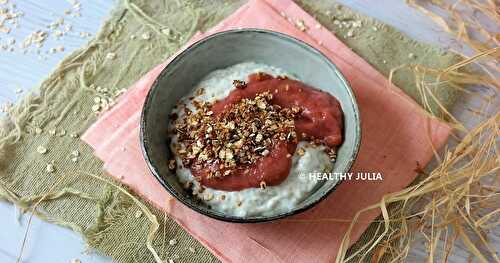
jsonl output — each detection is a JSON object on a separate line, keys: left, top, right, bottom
{"left": 0, "top": 1, "right": 461, "bottom": 262}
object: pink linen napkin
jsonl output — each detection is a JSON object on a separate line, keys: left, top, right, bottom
{"left": 82, "top": 0, "right": 452, "bottom": 262}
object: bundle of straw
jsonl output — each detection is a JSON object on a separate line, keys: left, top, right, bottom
{"left": 336, "top": 1, "right": 499, "bottom": 262}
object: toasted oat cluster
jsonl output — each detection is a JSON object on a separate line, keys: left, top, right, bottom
{"left": 171, "top": 92, "right": 302, "bottom": 179}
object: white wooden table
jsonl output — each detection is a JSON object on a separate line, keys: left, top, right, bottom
{"left": 0, "top": 1, "right": 495, "bottom": 262}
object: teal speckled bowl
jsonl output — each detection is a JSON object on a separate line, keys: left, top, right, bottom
{"left": 140, "top": 29, "right": 361, "bottom": 223}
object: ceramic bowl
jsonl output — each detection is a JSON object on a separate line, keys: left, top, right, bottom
{"left": 140, "top": 29, "right": 360, "bottom": 223}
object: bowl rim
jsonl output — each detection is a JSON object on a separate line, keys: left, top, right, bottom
{"left": 140, "top": 28, "right": 361, "bottom": 223}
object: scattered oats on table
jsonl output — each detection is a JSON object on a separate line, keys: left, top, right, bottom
{"left": 346, "top": 29, "right": 354, "bottom": 38}
{"left": 106, "top": 52, "right": 116, "bottom": 60}
{"left": 46, "top": 163, "right": 55, "bottom": 173}
{"left": 58, "top": 129, "right": 66, "bottom": 137}
{"left": 168, "top": 238, "right": 177, "bottom": 246}
{"left": 37, "top": 145, "right": 47, "bottom": 154}
{"left": 141, "top": 32, "right": 151, "bottom": 40}
{"left": 91, "top": 104, "right": 100, "bottom": 112}
{"left": 160, "top": 28, "right": 171, "bottom": 35}
{"left": 295, "top": 19, "right": 308, "bottom": 32}
{"left": 134, "top": 210, "right": 143, "bottom": 218}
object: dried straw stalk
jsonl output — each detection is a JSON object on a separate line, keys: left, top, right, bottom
{"left": 335, "top": 1, "right": 500, "bottom": 262}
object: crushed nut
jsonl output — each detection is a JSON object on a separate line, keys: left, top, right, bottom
{"left": 106, "top": 52, "right": 116, "bottom": 60}
{"left": 232, "top": 79, "right": 247, "bottom": 89}
{"left": 326, "top": 148, "right": 337, "bottom": 161}
{"left": 260, "top": 181, "right": 267, "bottom": 189}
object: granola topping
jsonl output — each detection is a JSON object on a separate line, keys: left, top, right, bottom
{"left": 173, "top": 92, "right": 300, "bottom": 179}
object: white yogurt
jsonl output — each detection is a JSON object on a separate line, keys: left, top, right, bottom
{"left": 169, "top": 62, "right": 337, "bottom": 217}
